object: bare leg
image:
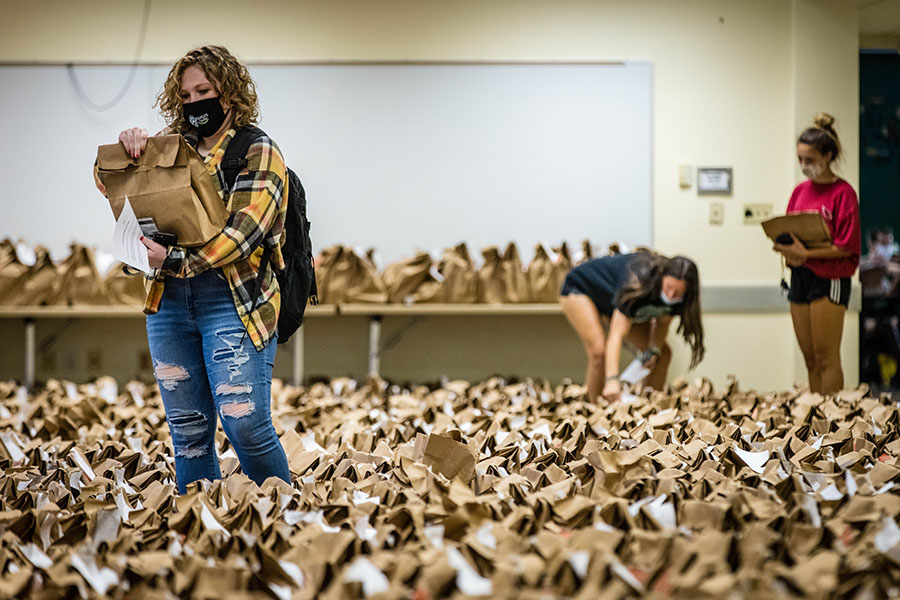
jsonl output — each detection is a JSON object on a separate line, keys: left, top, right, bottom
{"left": 790, "top": 302, "right": 819, "bottom": 393}
{"left": 560, "top": 294, "right": 608, "bottom": 403}
{"left": 809, "top": 297, "right": 846, "bottom": 395}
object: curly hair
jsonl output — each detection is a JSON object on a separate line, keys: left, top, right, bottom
{"left": 615, "top": 252, "right": 705, "bottom": 369}
{"left": 155, "top": 45, "right": 259, "bottom": 134}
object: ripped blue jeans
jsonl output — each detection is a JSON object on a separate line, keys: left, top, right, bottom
{"left": 146, "top": 269, "right": 291, "bottom": 493}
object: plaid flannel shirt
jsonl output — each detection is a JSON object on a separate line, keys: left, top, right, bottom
{"left": 98, "top": 129, "right": 288, "bottom": 351}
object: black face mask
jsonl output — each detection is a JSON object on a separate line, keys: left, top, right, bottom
{"left": 183, "top": 96, "right": 227, "bottom": 137}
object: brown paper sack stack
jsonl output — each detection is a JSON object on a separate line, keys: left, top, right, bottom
{"left": 500, "top": 242, "right": 532, "bottom": 303}
{"left": 528, "top": 242, "right": 565, "bottom": 303}
{"left": 554, "top": 241, "right": 574, "bottom": 296}
{"left": 3, "top": 375, "right": 900, "bottom": 597}
{"left": 97, "top": 134, "right": 227, "bottom": 247}
{"left": 382, "top": 252, "right": 432, "bottom": 303}
{"left": 439, "top": 243, "right": 478, "bottom": 304}
{"left": 50, "top": 243, "right": 109, "bottom": 305}
{"left": 105, "top": 262, "right": 147, "bottom": 306}
{"left": 0, "top": 240, "right": 30, "bottom": 305}
{"left": 412, "top": 266, "right": 446, "bottom": 303}
{"left": 316, "top": 245, "right": 388, "bottom": 304}
{"left": 415, "top": 243, "right": 479, "bottom": 304}
{"left": 578, "top": 239, "right": 594, "bottom": 265}
{"left": 17, "top": 245, "right": 61, "bottom": 306}
{"left": 314, "top": 245, "right": 343, "bottom": 304}
{"left": 477, "top": 246, "right": 505, "bottom": 303}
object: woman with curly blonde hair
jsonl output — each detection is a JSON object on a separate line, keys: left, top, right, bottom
{"left": 99, "top": 45, "right": 292, "bottom": 493}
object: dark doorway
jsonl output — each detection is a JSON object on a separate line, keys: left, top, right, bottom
{"left": 860, "top": 51, "right": 900, "bottom": 394}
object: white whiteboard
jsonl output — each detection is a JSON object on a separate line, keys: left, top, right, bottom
{"left": 0, "top": 63, "right": 652, "bottom": 263}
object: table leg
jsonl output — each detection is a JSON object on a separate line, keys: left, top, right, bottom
{"left": 368, "top": 316, "right": 382, "bottom": 377}
{"left": 292, "top": 328, "right": 305, "bottom": 386}
{"left": 24, "top": 318, "right": 35, "bottom": 391}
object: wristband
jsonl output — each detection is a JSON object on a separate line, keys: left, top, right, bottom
{"left": 647, "top": 346, "right": 662, "bottom": 358}
{"left": 605, "top": 375, "right": 620, "bottom": 383}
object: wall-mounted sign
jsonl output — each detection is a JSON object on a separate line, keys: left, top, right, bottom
{"left": 697, "top": 167, "right": 733, "bottom": 195}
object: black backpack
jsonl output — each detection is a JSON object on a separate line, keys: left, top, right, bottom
{"left": 222, "top": 126, "right": 318, "bottom": 343}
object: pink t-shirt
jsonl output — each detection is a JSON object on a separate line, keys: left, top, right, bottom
{"left": 786, "top": 179, "right": 861, "bottom": 279}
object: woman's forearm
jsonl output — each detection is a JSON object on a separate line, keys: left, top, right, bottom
{"left": 605, "top": 335, "right": 622, "bottom": 379}
{"left": 804, "top": 245, "right": 852, "bottom": 260}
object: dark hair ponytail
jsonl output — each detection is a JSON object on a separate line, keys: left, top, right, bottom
{"left": 616, "top": 253, "right": 705, "bottom": 369}
{"left": 665, "top": 256, "right": 704, "bottom": 369}
{"left": 798, "top": 112, "right": 841, "bottom": 163}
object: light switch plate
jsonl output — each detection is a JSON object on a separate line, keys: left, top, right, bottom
{"left": 679, "top": 164, "right": 692, "bottom": 188}
{"left": 709, "top": 202, "right": 724, "bottom": 225}
{"left": 743, "top": 202, "right": 774, "bottom": 224}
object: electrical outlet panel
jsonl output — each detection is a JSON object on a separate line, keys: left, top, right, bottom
{"left": 743, "top": 202, "right": 774, "bottom": 225}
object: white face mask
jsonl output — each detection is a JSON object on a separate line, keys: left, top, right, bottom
{"left": 801, "top": 163, "right": 825, "bottom": 181}
{"left": 875, "top": 243, "right": 895, "bottom": 260}
{"left": 659, "top": 290, "right": 683, "bottom": 306}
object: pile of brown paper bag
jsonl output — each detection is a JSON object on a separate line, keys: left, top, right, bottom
{"left": 320, "top": 240, "right": 602, "bottom": 305}
{"left": 0, "top": 238, "right": 618, "bottom": 307}
{"left": 0, "top": 240, "right": 146, "bottom": 307}
{"left": 1, "top": 375, "right": 899, "bottom": 598}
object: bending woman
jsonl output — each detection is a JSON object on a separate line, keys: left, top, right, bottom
{"left": 559, "top": 252, "right": 705, "bottom": 402}
{"left": 96, "top": 46, "right": 291, "bottom": 493}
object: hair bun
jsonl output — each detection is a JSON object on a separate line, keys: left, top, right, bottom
{"left": 813, "top": 112, "right": 836, "bottom": 131}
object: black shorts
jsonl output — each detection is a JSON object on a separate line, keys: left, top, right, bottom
{"left": 788, "top": 267, "right": 850, "bottom": 308}
{"left": 560, "top": 273, "right": 614, "bottom": 316}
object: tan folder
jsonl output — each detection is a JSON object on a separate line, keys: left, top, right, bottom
{"left": 762, "top": 211, "right": 832, "bottom": 249}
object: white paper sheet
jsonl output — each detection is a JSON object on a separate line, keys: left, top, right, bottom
{"left": 620, "top": 358, "right": 651, "bottom": 384}
{"left": 343, "top": 557, "right": 390, "bottom": 597}
{"left": 112, "top": 196, "right": 150, "bottom": 273}
{"left": 447, "top": 546, "right": 493, "bottom": 596}
{"left": 875, "top": 517, "right": 900, "bottom": 553}
{"left": 733, "top": 447, "right": 770, "bottom": 474}
{"left": 620, "top": 393, "right": 640, "bottom": 405}
{"left": 568, "top": 551, "right": 590, "bottom": 579}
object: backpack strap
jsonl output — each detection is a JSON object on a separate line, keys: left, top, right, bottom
{"left": 221, "top": 125, "right": 266, "bottom": 193}
{"left": 223, "top": 126, "right": 277, "bottom": 340}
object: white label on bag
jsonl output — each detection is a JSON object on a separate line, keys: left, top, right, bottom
{"left": 620, "top": 358, "right": 651, "bottom": 384}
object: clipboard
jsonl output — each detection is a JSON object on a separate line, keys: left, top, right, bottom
{"left": 761, "top": 211, "right": 832, "bottom": 249}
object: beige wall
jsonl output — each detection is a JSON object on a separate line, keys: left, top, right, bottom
{"left": 0, "top": 1, "right": 862, "bottom": 390}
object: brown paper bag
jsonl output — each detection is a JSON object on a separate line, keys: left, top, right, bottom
{"left": 438, "top": 243, "right": 478, "bottom": 304}
{"left": 415, "top": 243, "right": 478, "bottom": 304}
{"left": 0, "top": 240, "right": 29, "bottom": 305}
{"left": 316, "top": 246, "right": 388, "bottom": 304}
{"left": 105, "top": 262, "right": 147, "bottom": 306}
{"left": 344, "top": 248, "right": 388, "bottom": 303}
{"left": 500, "top": 242, "right": 532, "bottom": 303}
{"left": 19, "top": 246, "right": 61, "bottom": 306}
{"left": 314, "top": 245, "right": 344, "bottom": 304}
{"left": 412, "top": 270, "right": 446, "bottom": 304}
{"left": 528, "top": 242, "right": 560, "bottom": 302}
{"left": 554, "top": 241, "right": 574, "bottom": 296}
{"left": 382, "top": 252, "right": 432, "bottom": 303}
{"left": 50, "top": 243, "right": 109, "bottom": 305}
{"left": 579, "top": 239, "right": 594, "bottom": 265}
{"left": 423, "top": 433, "right": 477, "bottom": 483}
{"left": 97, "top": 134, "right": 227, "bottom": 247}
{"left": 477, "top": 246, "right": 505, "bottom": 303}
